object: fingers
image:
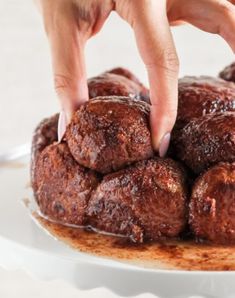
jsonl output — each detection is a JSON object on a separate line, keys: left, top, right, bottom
{"left": 58, "top": 110, "right": 67, "bottom": 142}
{"left": 219, "top": 1, "right": 235, "bottom": 52}
{"left": 170, "top": 0, "right": 235, "bottom": 52}
{"left": 39, "top": 0, "right": 114, "bottom": 141}
{"left": 116, "top": 0, "right": 179, "bottom": 154}
{"left": 40, "top": 1, "right": 89, "bottom": 123}
{"left": 133, "top": 0, "right": 179, "bottom": 155}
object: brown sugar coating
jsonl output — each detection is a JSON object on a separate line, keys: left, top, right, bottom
{"left": 31, "top": 67, "right": 235, "bottom": 246}
{"left": 106, "top": 67, "right": 149, "bottom": 101}
{"left": 88, "top": 71, "right": 150, "bottom": 103}
{"left": 190, "top": 162, "right": 235, "bottom": 244}
{"left": 35, "top": 143, "right": 100, "bottom": 226}
{"left": 31, "top": 114, "right": 59, "bottom": 192}
{"left": 219, "top": 62, "right": 235, "bottom": 83}
{"left": 66, "top": 96, "right": 154, "bottom": 174}
{"left": 172, "top": 112, "right": 235, "bottom": 174}
{"left": 176, "top": 76, "right": 235, "bottom": 128}
{"left": 106, "top": 67, "right": 143, "bottom": 84}
{"left": 87, "top": 158, "right": 188, "bottom": 243}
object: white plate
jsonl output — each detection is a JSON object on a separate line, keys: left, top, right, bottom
{"left": 0, "top": 145, "right": 235, "bottom": 298}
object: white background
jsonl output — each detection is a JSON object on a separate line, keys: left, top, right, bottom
{"left": 0, "top": 0, "right": 234, "bottom": 297}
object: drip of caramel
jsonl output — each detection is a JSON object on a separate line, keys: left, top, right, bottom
{"left": 35, "top": 213, "right": 235, "bottom": 271}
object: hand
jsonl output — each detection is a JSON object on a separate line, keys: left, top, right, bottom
{"left": 37, "top": 0, "right": 235, "bottom": 155}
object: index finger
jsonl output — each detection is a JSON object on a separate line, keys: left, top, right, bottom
{"left": 128, "top": 0, "right": 179, "bottom": 154}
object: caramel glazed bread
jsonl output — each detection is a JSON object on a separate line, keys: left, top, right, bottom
{"left": 31, "top": 65, "right": 235, "bottom": 244}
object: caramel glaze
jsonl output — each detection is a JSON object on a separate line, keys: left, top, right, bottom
{"left": 34, "top": 213, "right": 235, "bottom": 271}
{"left": 219, "top": 62, "right": 235, "bottom": 83}
{"left": 65, "top": 97, "right": 153, "bottom": 174}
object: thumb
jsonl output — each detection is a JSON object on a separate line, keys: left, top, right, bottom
{"left": 41, "top": 2, "right": 89, "bottom": 139}
{"left": 40, "top": 1, "right": 88, "bottom": 121}
{"left": 49, "top": 25, "right": 89, "bottom": 121}
{"left": 52, "top": 30, "right": 89, "bottom": 141}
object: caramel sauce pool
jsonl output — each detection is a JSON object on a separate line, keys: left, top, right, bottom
{"left": 34, "top": 214, "right": 235, "bottom": 271}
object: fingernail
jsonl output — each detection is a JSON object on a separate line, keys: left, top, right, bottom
{"left": 159, "top": 132, "right": 171, "bottom": 158}
{"left": 57, "top": 110, "right": 67, "bottom": 142}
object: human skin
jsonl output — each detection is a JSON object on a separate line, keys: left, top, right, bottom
{"left": 36, "top": 0, "right": 235, "bottom": 156}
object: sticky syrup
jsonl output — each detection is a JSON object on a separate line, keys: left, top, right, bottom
{"left": 34, "top": 213, "right": 235, "bottom": 271}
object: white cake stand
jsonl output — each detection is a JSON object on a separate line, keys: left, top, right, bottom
{"left": 0, "top": 144, "right": 234, "bottom": 298}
